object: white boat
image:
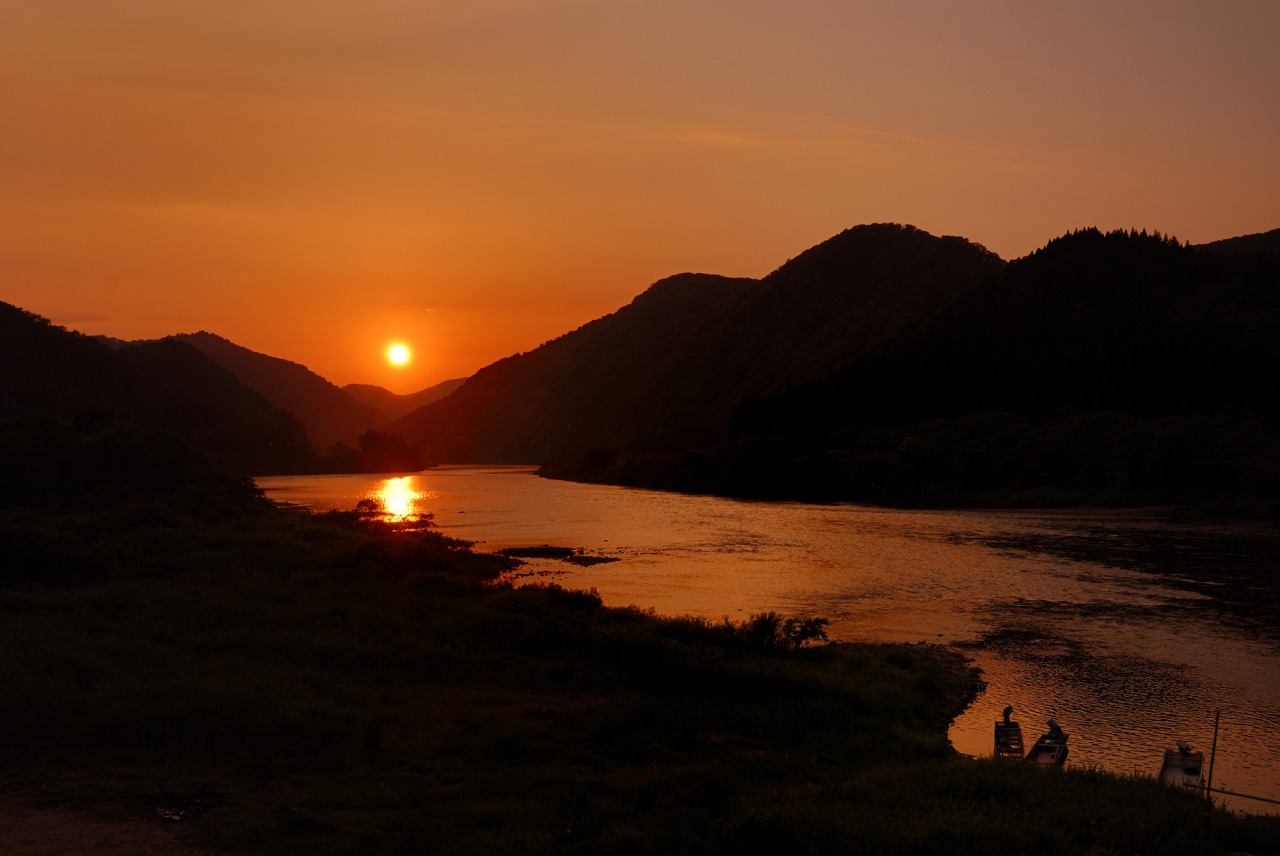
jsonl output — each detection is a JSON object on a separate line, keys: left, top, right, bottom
{"left": 1159, "top": 740, "right": 1204, "bottom": 790}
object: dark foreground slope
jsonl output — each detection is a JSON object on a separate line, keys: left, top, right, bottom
{"left": 0, "top": 302, "right": 314, "bottom": 473}
{"left": 1, "top": 434, "right": 1275, "bottom": 854}
{"left": 392, "top": 225, "right": 1004, "bottom": 463}
{"left": 597, "top": 230, "right": 1280, "bottom": 508}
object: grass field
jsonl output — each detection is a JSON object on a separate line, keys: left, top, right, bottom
{"left": 2, "top": 486, "right": 1277, "bottom": 854}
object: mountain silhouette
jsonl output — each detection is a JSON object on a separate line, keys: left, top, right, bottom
{"left": 383, "top": 222, "right": 1277, "bottom": 508}
{"left": 0, "top": 302, "right": 314, "bottom": 474}
{"left": 388, "top": 272, "right": 755, "bottom": 462}
{"left": 343, "top": 378, "right": 466, "bottom": 422}
{"left": 391, "top": 224, "right": 1004, "bottom": 462}
{"left": 747, "top": 228, "right": 1280, "bottom": 429}
{"left": 1196, "top": 228, "right": 1280, "bottom": 258}
{"left": 169, "top": 332, "right": 389, "bottom": 448}
{"left": 688, "top": 228, "right": 1280, "bottom": 506}
{"left": 12, "top": 217, "right": 1277, "bottom": 508}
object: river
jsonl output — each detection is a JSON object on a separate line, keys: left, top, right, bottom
{"left": 257, "top": 466, "right": 1280, "bottom": 812}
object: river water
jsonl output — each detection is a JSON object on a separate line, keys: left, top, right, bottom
{"left": 257, "top": 466, "right": 1280, "bottom": 812}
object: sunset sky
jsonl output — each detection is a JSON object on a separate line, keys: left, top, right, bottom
{"left": 3, "top": 1, "right": 1278, "bottom": 392}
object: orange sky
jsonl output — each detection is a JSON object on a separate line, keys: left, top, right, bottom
{"left": 3, "top": 1, "right": 1278, "bottom": 392}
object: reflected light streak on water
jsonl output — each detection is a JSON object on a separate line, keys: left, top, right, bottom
{"left": 257, "top": 466, "right": 1280, "bottom": 813}
{"left": 377, "top": 476, "right": 423, "bottom": 519}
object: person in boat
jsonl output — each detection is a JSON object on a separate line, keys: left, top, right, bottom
{"left": 1046, "top": 718, "right": 1065, "bottom": 742}
{"left": 1002, "top": 705, "right": 1014, "bottom": 725}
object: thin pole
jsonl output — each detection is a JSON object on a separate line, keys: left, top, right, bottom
{"left": 1198, "top": 785, "right": 1280, "bottom": 807}
{"left": 1205, "top": 709, "right": 1221, "bottom": 815}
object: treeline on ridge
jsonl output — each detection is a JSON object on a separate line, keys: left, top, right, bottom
{"left": 543, "top": 229, "right": 1280, "bottom": 512}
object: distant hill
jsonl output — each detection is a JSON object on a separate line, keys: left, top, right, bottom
{"left": 389, "top": 272, "right": 754, "bottom": 462}
{"left": 1196, "top": 228, "right": 1280, "bottom": 257}
{"left": 169, "top": 332, "right": 388, "bottom": 448}
{"left": 343, "top": 378, "right": 467, "bottom": 422}
{"left": 0, "top": 302, "right": 315, "bottom": 474}
{"left": 391, "top": 224, "right": 1005, "bottom": 463}
{"left": 93, "top": 335, "right": 132, "bottom": 350}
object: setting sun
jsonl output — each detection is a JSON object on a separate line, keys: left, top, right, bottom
{"left": 387, "top": 343, "right": 411, "bottom": 366}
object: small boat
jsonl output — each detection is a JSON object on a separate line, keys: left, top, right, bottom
{"left": 994, "top": 705, "right": 1025, "bottom": 759}
{"left": 1026, "top": 718, "right": 1069, "bottom": 766}
{"left": 1159, "top": 739, "right": 1204, "bottom": 790}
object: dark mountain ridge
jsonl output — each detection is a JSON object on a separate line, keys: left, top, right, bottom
{"left": 343, "top": 378, "right": 467, "bottom": 422}
{"left": 1196, "top": 228, "right": 1280, "bottom": 257}
{"left": 11, "top": 219, "right": 1277, "bottom": 508}
{"left": 170, "top": 332, "right": 388, "bottom": 448}
{"left": 391, "top": 224, "right": 1005, "bottom": 462}
{"left": 0, "top": 301, "right": 314, "bottom": 474}
{"left": 743, "top": 228, "right": 1280, "bottom": 433}
{"left": 632, "top": 228, "right": 1280, "bottom": 507}
{"left": 390, "top": 272, "right": 756, "bottom": 462}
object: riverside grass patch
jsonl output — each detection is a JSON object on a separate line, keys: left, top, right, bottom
{"left": 1, "top": 499, "right": 1277, "bottom": 855}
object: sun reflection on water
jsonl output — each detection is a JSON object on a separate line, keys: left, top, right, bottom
{"left": 374, "top": 476, "right": 422, "bottom": 519}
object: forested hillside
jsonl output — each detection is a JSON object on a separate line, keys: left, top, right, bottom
{"left": 172, "top": 332, "right": 390, "bottom": 448}
{"left": 0, "top": 302, "right": 315, "bottom": 474}
{"left": 393, "top": 225, "right": 1004, "bottom": 462}
{"left": 564, "top": 230, "right": 1280, "bottom": 510}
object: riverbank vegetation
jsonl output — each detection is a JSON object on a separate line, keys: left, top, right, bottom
{"left": 1, "top": 427, "right": 1277, "bottom": 853}
{"left": 543, "top": 408, "right": 1280, "bottom": 516}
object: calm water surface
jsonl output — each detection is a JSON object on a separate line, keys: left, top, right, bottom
{"left": 257, "top": 466, "right": 1280, "bottom": 812}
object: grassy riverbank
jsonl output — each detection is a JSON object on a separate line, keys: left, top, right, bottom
{"left": 2, "top": 487, "right": 1277, "bottom": 853}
